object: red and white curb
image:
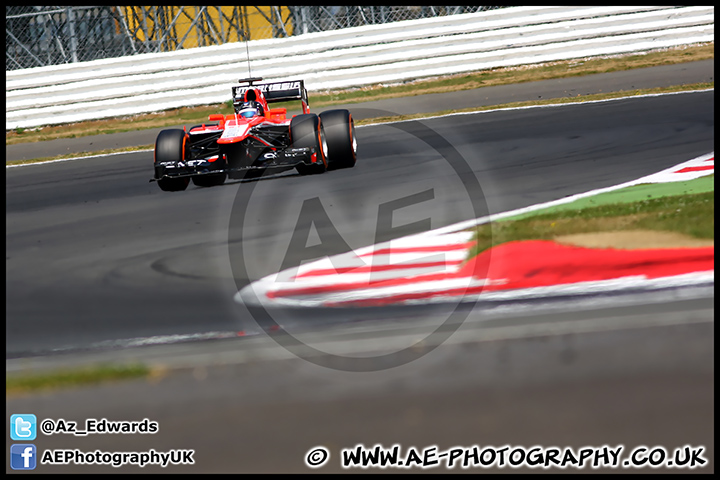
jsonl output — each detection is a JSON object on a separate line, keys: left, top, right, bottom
{"left": 235, "top": 152, "right": 714, "bottom": 308}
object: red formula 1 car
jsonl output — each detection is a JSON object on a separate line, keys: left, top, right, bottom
{"left": 152, "top": 78, "right": 357, "bottom": 191}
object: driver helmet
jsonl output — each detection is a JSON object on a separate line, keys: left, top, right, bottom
{"left": 235, "top": 100, "right": 264, "bottom": 118}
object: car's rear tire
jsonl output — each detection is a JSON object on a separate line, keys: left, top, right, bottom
{"left": 319, "top": 109, "right": 357, "bottom": 170}
{"left": 155, "top": 129, "right": 190, "bottom": 192}
{"left": 290, "top": 114, "right": 327, "bottom": 175}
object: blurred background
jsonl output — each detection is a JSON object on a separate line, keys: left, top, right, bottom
{"left": 6, "top": 6, "right": 507, "bottom": 70}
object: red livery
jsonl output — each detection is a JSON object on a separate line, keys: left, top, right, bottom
{"left": 152, "top": 78, "right": 357, "bottom": 191}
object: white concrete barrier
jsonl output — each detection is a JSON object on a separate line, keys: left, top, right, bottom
{"left": 5, "top": 6, "right": 714, "bottom": 130}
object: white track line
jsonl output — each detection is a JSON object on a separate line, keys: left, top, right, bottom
{"left": 6, "top": 149, "right": 153, "bottom": 168}
{"left": 7, "top": 88, "right": 713, "bottom": 168}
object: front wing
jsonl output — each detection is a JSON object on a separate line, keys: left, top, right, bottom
{"left": 151, "top": 147, "right": 317, "bottom": 182}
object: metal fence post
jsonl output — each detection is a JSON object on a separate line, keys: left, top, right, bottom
{"left": 65, "top": 6, "right": 78, "bottom": 63}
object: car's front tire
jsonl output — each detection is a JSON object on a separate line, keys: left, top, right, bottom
{"left": 155, "top": 129, "right": 190, "bottom": 192}
{"left": 192, "top": 172, "right": 227, "bottom": 187}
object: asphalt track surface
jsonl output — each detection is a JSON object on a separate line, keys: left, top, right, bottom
{"left": 5, "top": 61, "right": 714, "bottom": 473}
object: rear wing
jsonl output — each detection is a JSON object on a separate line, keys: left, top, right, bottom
{"left": 232, "top": 78, "right": 309, "bottom": 114}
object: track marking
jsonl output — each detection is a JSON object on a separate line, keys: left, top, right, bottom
{"left": 6, "top": 149, "right": 153, "bottom": 168}
{"left": 237, "top": 152, "right": 714, "bottom": 308}
{"left": 7, "top": 89, "right": 713, "bottom": 168}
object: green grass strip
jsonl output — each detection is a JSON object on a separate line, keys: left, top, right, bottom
{"left": 502, "top": 175, "right": 714, "bottom": 222}
{"left": 467, "top": 189, "right": 714, "bottom": 260}
{"left": 6, "top": 363, "right": 150, "bottom": 396}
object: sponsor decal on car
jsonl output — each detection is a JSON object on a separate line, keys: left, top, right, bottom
{"left": 235, "top": 81, "right": 300, "bottom": 96}
{"left": 221, "top": 123, "right": 250, "bottom": 139}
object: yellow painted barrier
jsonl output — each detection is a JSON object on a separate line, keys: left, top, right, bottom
{"left": 122, "top": 6, "right": 293, "bottom": 50}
